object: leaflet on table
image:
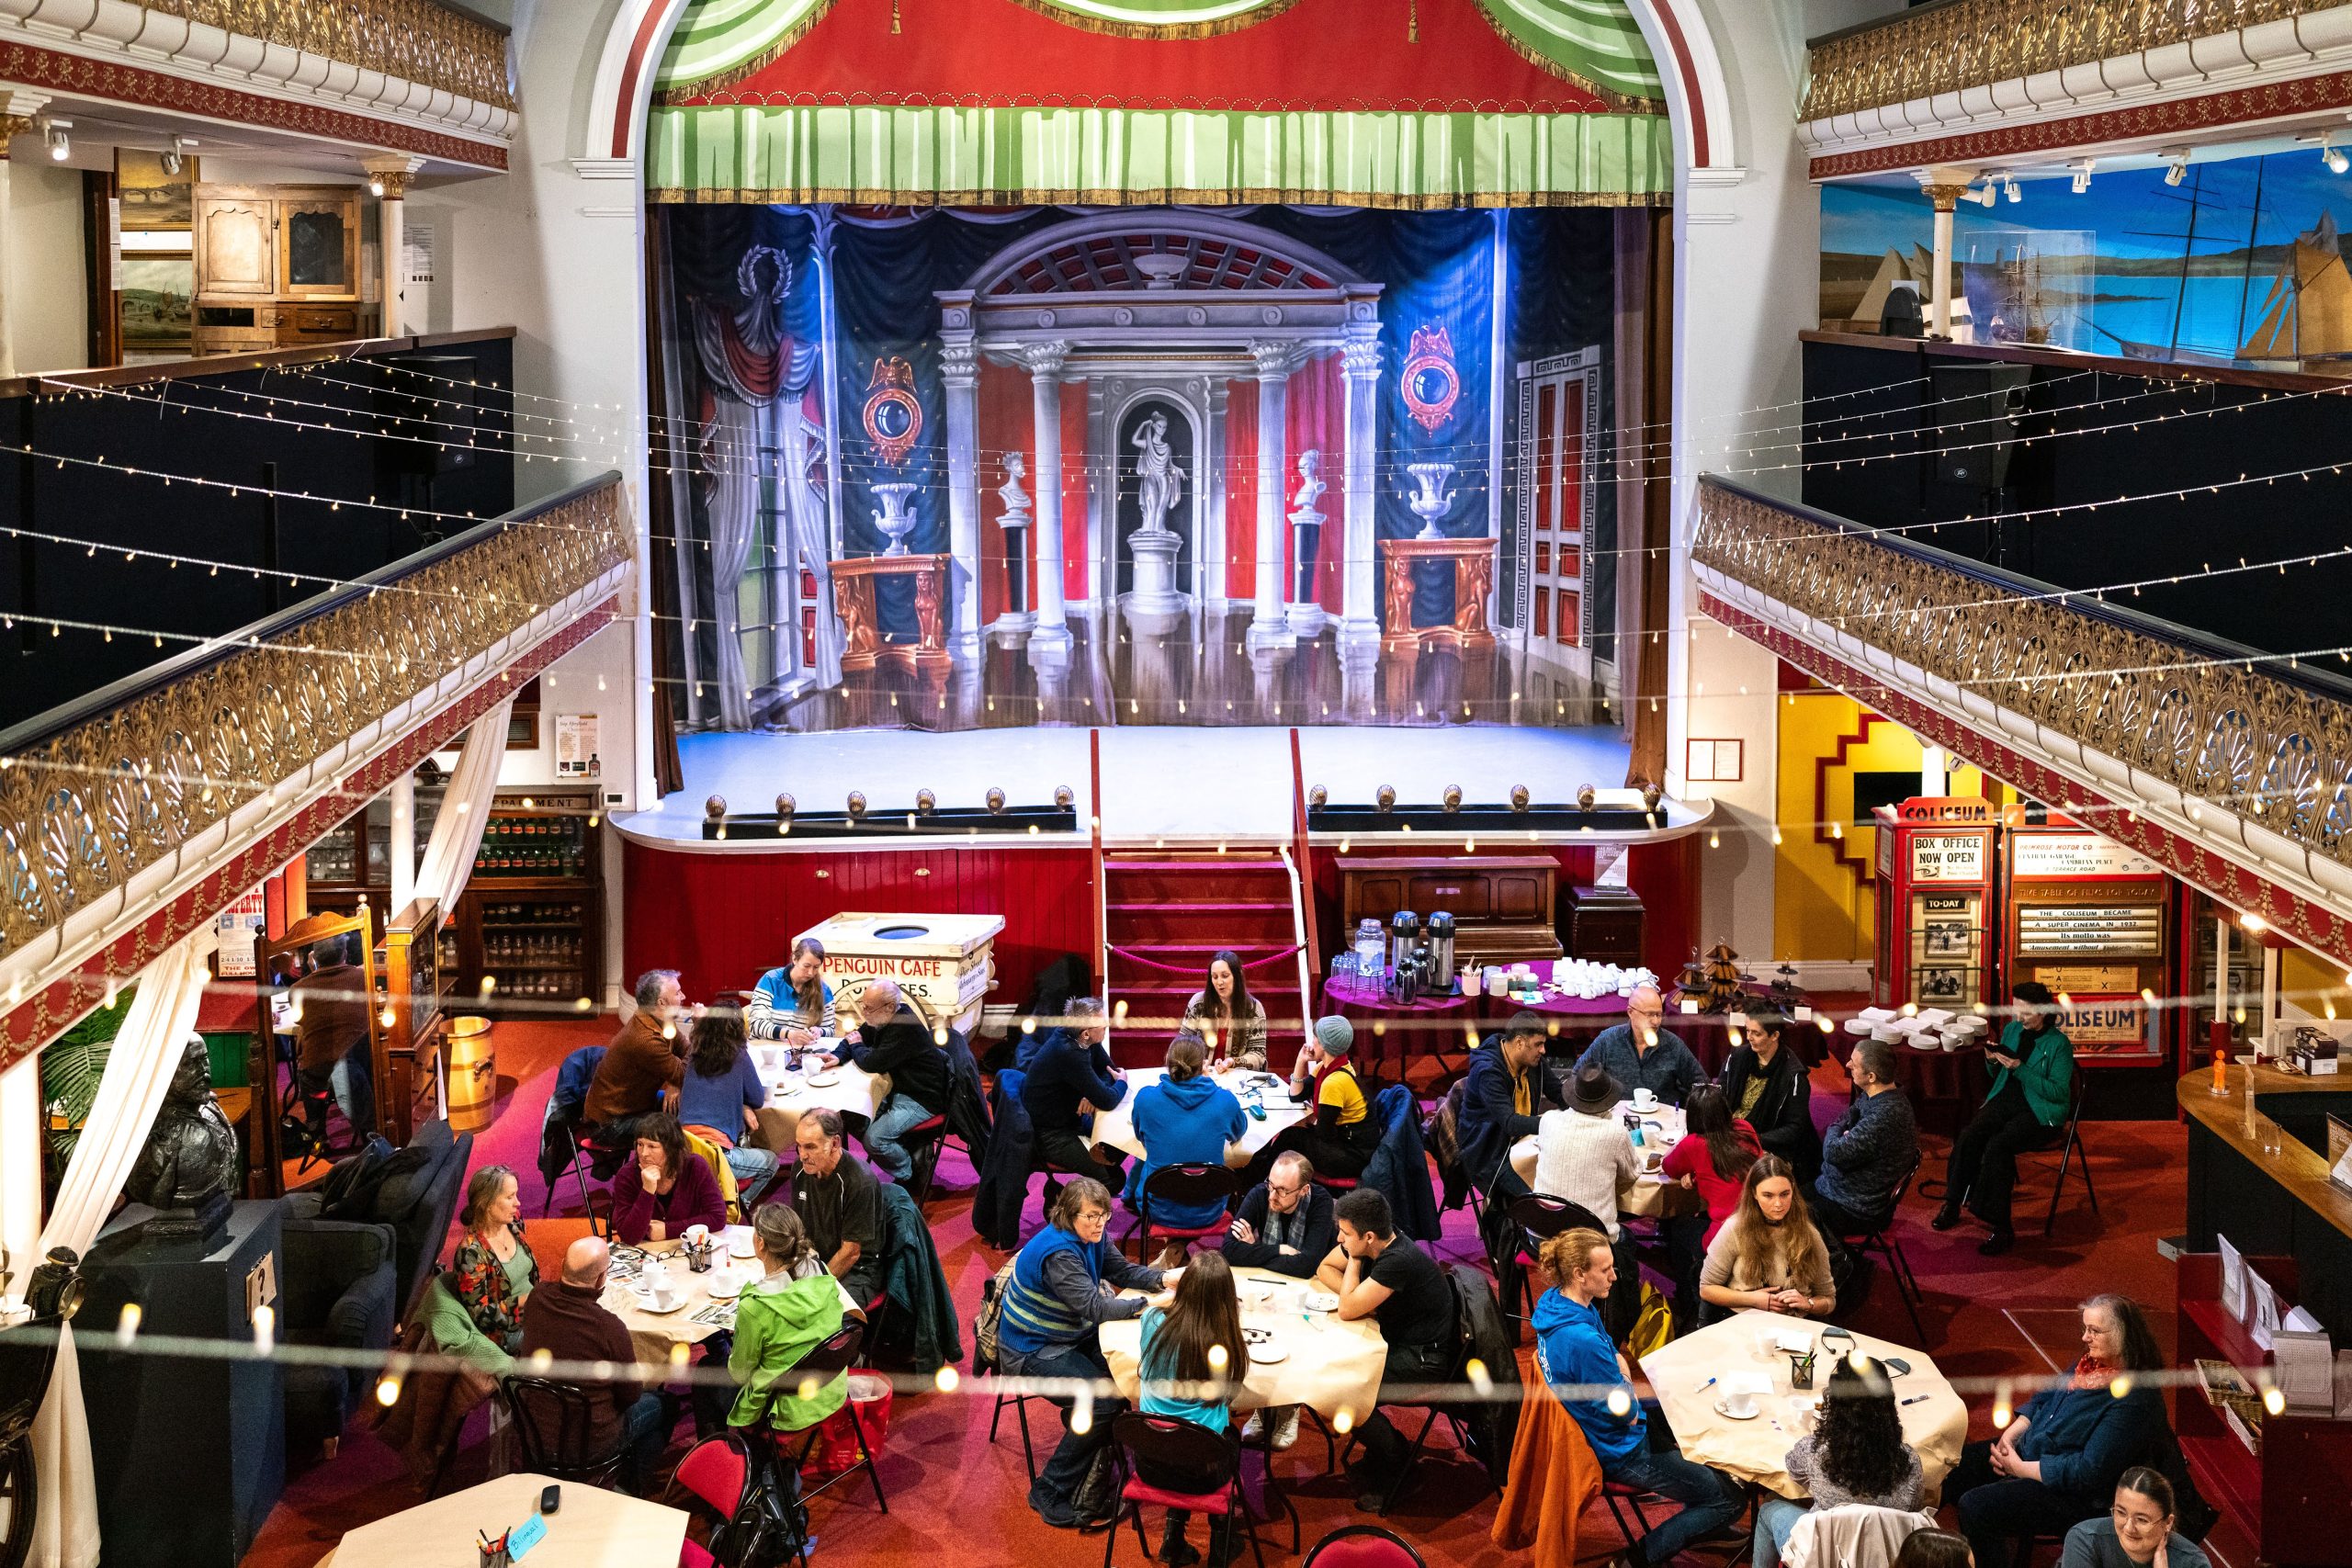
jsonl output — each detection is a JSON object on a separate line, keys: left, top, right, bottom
{"left": 2272, "top": 1325, "right": 2334, "bottom": 1413}
{"left": 2217, "top": 1234, "right": 2246, "bottom": 1323}
{"left": 2247, "top": 1269, "right": 2282, "bottom": 1352}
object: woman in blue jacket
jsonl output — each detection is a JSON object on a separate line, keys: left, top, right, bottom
{"left": 1126, "top": 1033, "right": 1247, "bottom": 1254}
{"left": 1944, "top": 1293, "right": 2169, "bottom": 1568}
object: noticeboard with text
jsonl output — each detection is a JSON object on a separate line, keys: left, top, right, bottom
{"left": 2004, "top": 818, "right": 2167, "bottom": 1065}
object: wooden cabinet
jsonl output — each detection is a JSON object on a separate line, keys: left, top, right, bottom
{"left": 192, "top": 184, "right": 375, "bottom": 355}
{"left": 1336, "top": 854, "right": 1564, "bottom": 966}
{"left": 1564, "top": 884, "right": 1646, "bottom": 965}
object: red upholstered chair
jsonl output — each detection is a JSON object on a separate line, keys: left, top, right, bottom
{"left": 677, "top": 1542, "right": 715, "bottom": 1568}
{"left": 744, "top": 1318, "right": 888, "bottom": 1546}
{"left": 899, "top": 1112, "right": 952, "bottom": 1203}
{"left": 661, "top": 1432, "right": 763, "bottom": 1568}
{"left": 1123, "top": 1163, "right": 1245, "bottom": 1261}
{"left": 1303, "top": 1524, "right": 1430, "bottom": 1567}
{"left": 1103, "top": 1413, "right": 1264, "bottom": 1568}
{"left": 1601, "top": 1476, "right": 1668, "bottom": 1550}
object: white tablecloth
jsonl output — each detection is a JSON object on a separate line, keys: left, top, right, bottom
{"left": 749, "top": 1042, "right": 889, "bottom": 1149}
{"left": 1088, "top": 1067, "right": 1306, "bottom": 1161}
{"left": 1637, "top": 1309, "right": 1969, "bottom": 1501}
{"left": 322, "top": 1472, "right": 686, "bottom": 1568}
{"left": 1101, "top": 1267, "right": 1387, "bottom": 1422}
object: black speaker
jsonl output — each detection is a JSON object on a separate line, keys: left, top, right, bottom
{"left": 1928, "top": 364, "right": 2031, "bottom": 489}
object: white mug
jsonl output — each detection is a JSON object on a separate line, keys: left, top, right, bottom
{"left": 1724, "top": 1388, "right": 1758, "bottom": 1418}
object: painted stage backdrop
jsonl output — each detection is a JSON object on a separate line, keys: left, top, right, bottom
{"left": 652, "top": 203, "right": 1623, "bottom": 734}
{"left": 1821, "top": 144, "right": 2352, "bottom": 366}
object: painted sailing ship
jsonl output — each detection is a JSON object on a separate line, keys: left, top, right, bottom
{"left": 2233, "top": 210, "right": 2352, "bottom": 369}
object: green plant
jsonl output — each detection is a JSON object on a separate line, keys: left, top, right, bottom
{"left": 41, "top": 988, "right": 136, "bottom": 1168}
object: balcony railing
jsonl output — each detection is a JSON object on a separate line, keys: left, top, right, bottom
{"left": 0, "top": 472, "right": 627, "bottom": 964}
{"left": 141, "top": 0, "right": 514, "bottom": 112}
{"left": 1803, "top": 0, "right": 2346, "bottom": 123}
{"left": 1691, "top": 476, "right": 2352, "bottom": 874}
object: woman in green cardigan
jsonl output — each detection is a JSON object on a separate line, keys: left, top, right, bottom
{"left": 1935, "top": 979, "right": 2075, "bottom": 1255}
{"left": 728, "top": 1203, "right": 849, "bottom": 1433}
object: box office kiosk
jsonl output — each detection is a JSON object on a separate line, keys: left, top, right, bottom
{"left": 2003, "top": 812, "right": 2169, "bottom": 1065}
{"left": 1872, "top": 796, "right": 1999, "bottom": 1012}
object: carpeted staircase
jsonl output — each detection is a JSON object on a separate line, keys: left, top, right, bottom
{"left": 1100, "top": 845, "right": 1307, "bottom": 1068}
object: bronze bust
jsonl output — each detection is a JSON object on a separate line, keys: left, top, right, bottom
{"left": 124, "top": 1038, "right": 239, "bottom": 1237}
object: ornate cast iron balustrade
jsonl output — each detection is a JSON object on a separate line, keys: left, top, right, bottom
{"left": 1692, "top": 476, "right": 2352, "bottom": 871}
{"left": 0, "top": 474, "right": 627, "bottom": 964}
{"left": 1803, "top": 0, "right": 2348, "bottom": 123}
{"left": 142, "top": 0, "right": 515, "bottom": 113}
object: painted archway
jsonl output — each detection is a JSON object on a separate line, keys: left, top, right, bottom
{"left": 582, "top": 0, "right": 1736, "bottom": 182}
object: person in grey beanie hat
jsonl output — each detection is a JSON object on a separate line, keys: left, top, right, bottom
{"left": 1257, "top": 1014, "right": 1379, "bottom": 1181}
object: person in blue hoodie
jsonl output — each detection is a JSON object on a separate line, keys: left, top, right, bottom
{"left": 1942, "top": 1293, "right": 2169, "bottom": 1568}
{"left": 1126, "top": 1033, "right": 1248, "bottom": 1258}
{"left": 1533, "top": 1225, "right": 1745, "bottom": 1568}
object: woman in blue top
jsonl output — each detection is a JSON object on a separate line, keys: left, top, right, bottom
{"left": 1136, "top": 1252, "right": 1251, "bottom": 1568}
{"left": 747, "top": 937, "right": 833, "bottom": 1043}
{"left": 998, "top": 1178, "right": 1175, "bottom": 1529}
{"left": 673, "top": 1006, "right": 778, "bottom": 1184}
{"left": 1127, "top": 1033, "right": 1248, "bottom": 1256}
{"left": 1944, "top": 1293, "right": 2168, "bottom": 1568}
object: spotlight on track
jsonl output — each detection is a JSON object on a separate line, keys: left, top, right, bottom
{"left": 2162, "top": 148, "right": 2189, "bottom": 186}
{"left": 44, "top": 119, "right": 69, "bottom": 161}
{"left": 2069, "top": 159, "right": 2095, "bottom": 195}
{"left": 2004, "top": 175, "right": 2021, "bottom": 203}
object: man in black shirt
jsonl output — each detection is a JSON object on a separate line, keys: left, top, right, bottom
{"left": 784, "top": 1107, "right": 884, "bottom": 1306}
{"left": 1329, "top": 1188, "right": 1453, "bottom": 1510}
{"left": 833, "top": 980, "right": 950, "bottom": 1181}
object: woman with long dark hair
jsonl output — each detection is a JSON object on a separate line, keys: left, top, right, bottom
{"left": 1136, "top": 1251, "right": 1252, "bottom": 1566}
{"left": 1698, "top": 1155, "right": 1835, "bottom": 1323}
{"left": 1754, "top": 1357, "right": 1927, "bottom": 1566}
{"left": 675, "top": 1005, "right": 778, "bottom": 1184}
{"left": 1661, "top": 1083, "right": 1764, "bottom": 1324}
{"left": 1944, "top": 1294, "right": 2168, "bottom": 1568}
{"left": 608, "top": 1111, "right": 728, "bottom": 1244}
{"left": 1182, "top": 950, "right": 1268, "bottom": 1072}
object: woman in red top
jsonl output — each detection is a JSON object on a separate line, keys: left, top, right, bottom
{"left": 1661, "top": 1085, "right": 1762, "bottom": 1325}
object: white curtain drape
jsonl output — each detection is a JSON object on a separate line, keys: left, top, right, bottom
{"left": 781, "top": 403, "right": 844, "bottom": 690}
{"left": 30, "top": 930, "right": 216, "bottom": 1568}
{"left": 412, "top": 694, "right": 516, "bottom": 911}
{"left": 706, "top": 397, "right": 762, "bottom": 730}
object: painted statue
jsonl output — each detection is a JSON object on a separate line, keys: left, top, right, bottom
{"left": 1132, "top": 411, "right": 1182, "bottom": 536}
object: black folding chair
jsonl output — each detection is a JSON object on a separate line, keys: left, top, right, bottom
{"left": 1304, "top": 1524, "right": 1429, "bottom": 1566}
{"left": 1500, "top": 1193, "right": 1610, "bottom": 1342}
{"left": 750, "top": 1321, "right": 887, "bottom": 1517}
{"left": 1841, "top": 1160, "right": 1928, "bottom": 1341}
{"left": 2035, "top": 1076, "right": 2099, "bottom": 1236}
{"left": 498, "top": 1376, "right": 629, "bottom": 1488}
{"left": 1102, "top": 1412, "right": 1264, "bottom": 1568}
{"left": 1124, "top": 1163, "right": 1246, "bottom": 1262}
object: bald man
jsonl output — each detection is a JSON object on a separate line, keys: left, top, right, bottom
{"left": 1574, "top": 984, "right": 1703, "bottom": 1107}
{"left": 518, "top": 1236, "right": 679, "bottom": 1492}
{"left": 835, "top": 979, "right": 950, "bottom": 1181}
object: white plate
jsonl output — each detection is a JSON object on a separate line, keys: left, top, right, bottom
{"left": 1238, "top": 1280, "right": 1275, "bottom": 1303}
{"left": 1713, "top": 1396, "right": 1762, "bottom": 1421}
{"left": 804, "top": 1071, "right": 842, "bottom": 1088}
{"left": 635, "top": 1292, "right": 689, "bottom": 1314}
{"left": 1250, "top": 1342, "right": 1289, "bottom": 1365}
{"left": 1300, "top": 1291, "right": 1340, "bottom": 1313}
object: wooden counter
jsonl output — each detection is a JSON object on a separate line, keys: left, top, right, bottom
{"left": 2177, "top": 1065, "right": 2352, "bottom": 1340}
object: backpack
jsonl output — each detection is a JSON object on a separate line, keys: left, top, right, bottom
{"left": 316, "top": 1135, "right": 398, "bottom": 1217}
{"left": 975, "top": 1258, "right": 1018, "bottom": 1371}
{"left": 1624, "top": 1281, "right": 1676, "bottom": 1359}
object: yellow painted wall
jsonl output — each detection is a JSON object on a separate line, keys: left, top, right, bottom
{"left": 1771, "top": 693, "right": 1984, "bottom": 964}
{"left": 2279, "top": 944, "right": 2349, "bottom": 1019}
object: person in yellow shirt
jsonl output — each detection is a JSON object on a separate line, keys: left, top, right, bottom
{"left": 1262, "top": 1016, "right": 1380, "bottom": 1180}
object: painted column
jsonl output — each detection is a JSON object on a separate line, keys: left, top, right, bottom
{"left": 0, "top": 96, "right": 52, "bottom": 381}
{"left": 1201, "top": 376, "right": 1229, "bottom": 613}
{"left": 364, "top": 156, "right": 424, "bottom": 338}
{"left": 1022, "top": 340, "right": 1073, "bottom": 653}
{"left": 938, "top": 324, "right": 982, "bottom": 661}
{"left": 1917, "top": 170, "right": 1977, "bottom": 341}
{"left": 1919, "top": 744, "right": 1947, "bottom": 797}
{"left": 1247, "top": 342, "right": 1295, "bottom": 652}
{"left": 390, "top": 771, "right": 416, "bottom": 912}
{"left": 1338, "top": 312, "right": 1384, "bottom": 652}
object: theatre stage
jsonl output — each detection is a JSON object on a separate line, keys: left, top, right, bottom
{"left": 618, "top": 725, "right": 1708, "bottom": 848}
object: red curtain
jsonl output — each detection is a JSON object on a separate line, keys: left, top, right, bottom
{"left": 1060, "top": 383, "right": 1090, "bottom": 604}
{"left": 1285, "top": 353, "right": 1345, "bottom": 613}
{"left": 977, "top": 358, "right": 1033, "bottom": 626}
{"left": 1225, "top": 378, "right": 1258, "bottom": 600}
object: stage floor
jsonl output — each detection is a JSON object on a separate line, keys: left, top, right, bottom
{"left": 621, "top": 724, "right": 1696, "bottom": 846}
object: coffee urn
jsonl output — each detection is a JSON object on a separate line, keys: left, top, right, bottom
{"left": 1388, "top": 910, "right": 1420, "bottom": 976}
{"left": 1425, "top": 911, "right": 1457, "bottom": 990}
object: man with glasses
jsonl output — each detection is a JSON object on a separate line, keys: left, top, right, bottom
{"left": 1574, "top": 984, "right": 1703, "bottom": 1107}
{"left": 1223, "top": 1149, "right": 1335, "bottom": 1453}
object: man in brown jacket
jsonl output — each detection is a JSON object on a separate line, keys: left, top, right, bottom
{"left": 290, "top": 935, "right": 374, "bottom": 1143}
{"left": 585, "top": 969, "right": 689, "bottom": 1132}
{"left": 517, "top": 1235, "right": 677, "bottom": 1492}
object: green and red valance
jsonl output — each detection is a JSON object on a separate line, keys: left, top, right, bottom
{"left": 645, "top": 0, "right": 1673, "bottom": 207}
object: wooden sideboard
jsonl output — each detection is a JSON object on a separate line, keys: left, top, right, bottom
{"left": 1336, "top": 854, "right": 1564, "bottom": 965}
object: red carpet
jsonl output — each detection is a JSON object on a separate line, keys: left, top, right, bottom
{"left": 241, "top": 1029, "right": 2195, "bottom": 1568}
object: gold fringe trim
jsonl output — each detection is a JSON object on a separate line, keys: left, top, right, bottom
{"left": 654, "top": 0, "right": 846, "bottom": 106}
{"left": 1476, "top": 17, "right": 1669, "bottom": 118}
{"left": 992, "top": 0, "right": 1307, "bottom": 39}
{"left": 647, "top": 184, "right": 1673, "bottom": 208}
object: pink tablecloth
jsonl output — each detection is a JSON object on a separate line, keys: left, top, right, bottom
{"left": 1317, "top": 973, "right": 1781, "bottom": 1078}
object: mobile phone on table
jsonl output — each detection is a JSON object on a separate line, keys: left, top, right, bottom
{"left": 539, "top": 1483, "right": 560, "bottom": 1515}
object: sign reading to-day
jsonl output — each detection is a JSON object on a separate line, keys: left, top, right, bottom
{"left": 2009, "top": 834, "right": 2163, "bottom": 879}
{"left": 1909, "top": 833, "right": 1986, "bottom": 884}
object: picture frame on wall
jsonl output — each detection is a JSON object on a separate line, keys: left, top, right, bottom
{"left": 117, "top": 149, "right": 194, "bottom": 231}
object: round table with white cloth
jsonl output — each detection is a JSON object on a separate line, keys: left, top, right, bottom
{"left": 1101, "top": 1266, "right": 1387, "bottom": 1423}
{"left": 747, "top": 1042, "right": 890, "bottom": 1150}
{"left": 594, "top": 1234, "right": 862, "bottom": 1366}
{"left": 1510, "top": 1103, "right": 1697, "bottom": 1219}
{"left": 1636, "top": 1308, "right": 1969, "bottom": 1501}
{"left": 1087, "top": 1066, "right": 1307, "bottom": 1162}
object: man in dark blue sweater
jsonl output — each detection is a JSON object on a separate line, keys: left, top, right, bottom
{"left": 1575, "top": 985, "right": 1704, "bottom": 1107}
{"left": 1018, "top": 994, "right": 1128, "bottom": 1187}
{"left": 1806, "top": 1037, "right": 1918, "bottom": 1236}
{"left": 1458, "top": 1011, "right": 1561, "bottom": 1203}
